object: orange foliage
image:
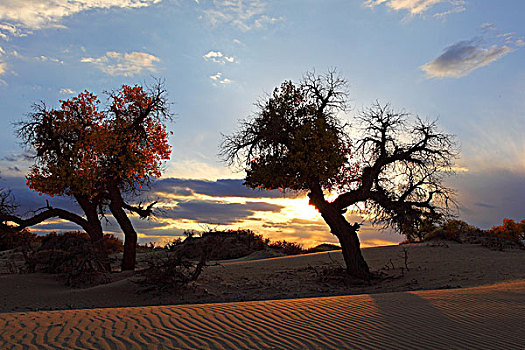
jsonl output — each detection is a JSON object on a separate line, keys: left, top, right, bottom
{"left": 488, "top": 218, "right": 525, "bottom": 244}
{"left": 26, "top": 85, "right": 171, "bottom": 199}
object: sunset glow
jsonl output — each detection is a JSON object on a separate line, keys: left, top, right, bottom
{"left": 0, "top": 0, "right": 523, "bottom": 247}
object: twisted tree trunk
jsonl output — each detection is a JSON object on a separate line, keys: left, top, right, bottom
{"left": 308, "top": 185, "right": 371, "bottom": 279}
{"left": 107, "top": 187, "right": 137, "bottom": 271}
{"left": 320, "top": 206, "right": 371, "bottom": 279}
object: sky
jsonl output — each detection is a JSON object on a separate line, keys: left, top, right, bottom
{"left": 0, "top": 0, "right": 524, "bottom": 248}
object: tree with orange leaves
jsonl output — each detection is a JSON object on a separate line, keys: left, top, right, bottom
{"left": 5, "top": 82, "right": 172, "bottom": 270}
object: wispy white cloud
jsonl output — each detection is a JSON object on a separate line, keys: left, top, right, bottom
{"left": 0, "top": 23, "right": 27, "bottom": 41}
{"left": 364, "top": 0, "right": 466, "bottom": 17}
{"left": 35, "top": 55, "right": 64, "bottom": 64}
{"left": 516, "top": 39, "right": 525, "bottom": 47}
{"left": 80, "top": 51, "right": 160, "bottom": 76}
{"left": 0, "top": 45, "right": 6, "bottom": 75}
{"left": 203, "top": 50, "right": 236, "bottom": 64}
{"left": 433, "top": 5, "right": 465, "bottom": 19}
{"left": 209, "top": 72, "right": 232, "bottom": 85}
{"left": 480, "top": 22, "right": 496, "bottom": 31}
{"left": 0, "top": 0, "right": 162, "bottom": 40}
{"left": 59, "top": 88, "right": 76, "bottom": 95}
{"left": 421, "top": 39, "right": 513, "bottom": 78}
{"left": 202, "top": 0, "right": 282, "bottom": 31}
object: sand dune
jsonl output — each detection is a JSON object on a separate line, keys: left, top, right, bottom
{"left": 1, "top": 280, "right": 523, "bottom": 349}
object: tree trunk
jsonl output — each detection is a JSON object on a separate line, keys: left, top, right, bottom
{"left": 75, "top": 195, "right": 111, "bottom": 272}
{"left": 320, "top": 207, "right": 371, "bottom": 279}
{"left": 308, "top": 186, "right": 371, "bottom": 280}
{"left": 107, "top": 188, "right": 137, "bottom": 271}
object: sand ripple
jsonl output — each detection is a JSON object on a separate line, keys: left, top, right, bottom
{"left": 1, "top": 280, "right": 523, "bottom": 349}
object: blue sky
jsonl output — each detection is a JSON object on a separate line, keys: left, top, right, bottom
{"left": 0, "top": 0, "right": 524, "bottom": 247}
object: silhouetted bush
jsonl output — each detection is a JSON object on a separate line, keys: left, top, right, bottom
{"left": 423, "top": 219, "right": 477, "bottom": 242}
{"left": 138, "top": 253, "right": 207, "bottom": 293}
{"left": 306, "top": 243, "right": 341, "bottom": 253}
{"left": 269, "top": 240, "right": 305, "bottom": 255}
{"left": 0, "top": 228, "right": 37, "bottom": 251}
{"left": 23, "top": 231, "right": 110, "bottom": 287}
{"left": 103, "top": 234, "right": 124, "bottom": 253}
{"left": 172, "top": 229, "right": 267, "bottom": 260}
{"left": 138, "top": 234, "right": 223, "bottom": 292}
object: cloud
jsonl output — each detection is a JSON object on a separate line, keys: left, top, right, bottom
{"left": 0, "top": 45, "right": 5, "bottom": 75}
{"left": 209, "top": 72, "right": 232, "bottom": 85}
{"left": 0, "top": 0, "right": 162, "bottom": 39}
{"left": 203, "top": 50, "right": 236, "bottom": 64}
{"left": 7, "top": 166, "right": 20, "bottom": 172}
{"left": 0, "top": 176, "right": 83, "bottom": 217}
{"left": 202, "top": 0, "right": 282, "bottom": 31}
{"left": 0, "top": 23, "right": 27, "bottom": 41}
{"left": 448, "top": 170, "right": 525, "bottom": 229}
{"left": 35, "top": 55, "right": 64, "bottom": 64}
{"left": 59, "top": 88, "right": 76, "bottom": 95}
{"left": 480, "top": 22, "right": 496, "bottom": 31}
{"left": 364, "top": 0, "right": 466, "bottom": 17}
{"left": 81, "top": 51, "right": 160, "bottom": 76}
{"left": 421, "top": 39, "right": 513, "bottom": 78}
{"left": 157, "top": 200, "right": 283, "bottom": 225}
{"left": 1, "top": 152, "right": 33, "bottom": 162}
{"left": 151, "top": 178, "right": 297, "bottom": 200}
{"left": 433, "top": 5, "right": 465, "bottom": 19}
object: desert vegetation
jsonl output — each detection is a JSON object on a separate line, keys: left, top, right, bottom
{"left": 0, "top": 226, "right": 342, "bottom": 288}
{"left": 411, "top": 218, "right": 525, "bottom": 250}
{"left": 0, "top": 74, "right": 520, "bottom": 291}
{"left": 0, "top": 82, "right": 171, "bottom": 271}
{"left": 221, "top": 70, "right": 457, "bottom": 279}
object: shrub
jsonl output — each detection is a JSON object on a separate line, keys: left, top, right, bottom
{"left": 103, "top": 234, "right": 124, "bottom": 254}
{"left": 138, "top": 253, "right": 207, "bottom": 293}
{"left": 24, "top": 231, "right": 110, "bottom": 287}
{"left": 172, "top": 229, "right": 267, "bottom": 260}
{"left": 138, "top": 234, "right": 222, "bottom": 292}
{"left": 423, "top": 219, "right": 476, "bottom": 242}
{"left": 269, "top": 240, "right": 305, "bottom": 255}
{"left": 488, "top": 218, "right": 525, "bottom": 245}
{"left": 0, "top": 228, "right": 37, "bottom": 251}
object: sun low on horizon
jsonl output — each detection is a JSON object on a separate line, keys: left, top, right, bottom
{"left": 0, "top": 0, "right": 524, "bottom": 249}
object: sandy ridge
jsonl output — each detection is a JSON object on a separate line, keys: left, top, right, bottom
{"left": 1, "top": 280, "right": 523, "bottom": 349}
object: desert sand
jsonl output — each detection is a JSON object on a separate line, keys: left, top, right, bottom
{"left": 1, "top": 242, "right": 524, "bottom": 349}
